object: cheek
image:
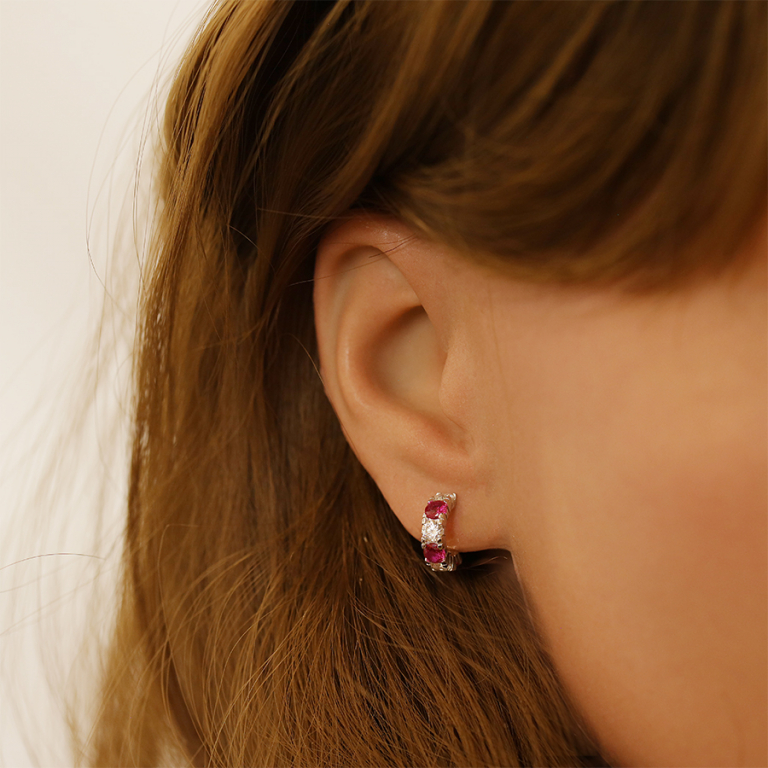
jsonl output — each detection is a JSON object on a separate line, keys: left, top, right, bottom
{"left": 489, "top": 287, "right": 767, "bottom": 766}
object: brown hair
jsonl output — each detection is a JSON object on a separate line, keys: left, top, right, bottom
{"left": 84, "top": 1, "right": 766, "bottom": 765}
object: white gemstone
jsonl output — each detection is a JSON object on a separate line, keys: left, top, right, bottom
{"left": 422, "top": 520, "right": 442, "bottom": 542}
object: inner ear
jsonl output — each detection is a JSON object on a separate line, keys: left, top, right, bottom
{"left": 372, "top": 305, "right": 445, "bottom": 416}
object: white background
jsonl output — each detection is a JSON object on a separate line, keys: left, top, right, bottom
{"left": 0, "top": 1, "right": 207, "bottom": 763}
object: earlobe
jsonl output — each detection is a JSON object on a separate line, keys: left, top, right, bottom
{"left": 313, "top": 213, "right": 498, "bottom": 554}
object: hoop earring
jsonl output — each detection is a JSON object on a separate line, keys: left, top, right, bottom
{"left": 421, "top": 492, "right": 461, "bottom": 572}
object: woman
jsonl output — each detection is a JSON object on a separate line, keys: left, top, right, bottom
{"left": 85, "top": 1, "right": 767, "bottom": 765}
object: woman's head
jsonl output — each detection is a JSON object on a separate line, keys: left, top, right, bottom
{"left": 90, "top": 1, "right": 766, "bottom": 765}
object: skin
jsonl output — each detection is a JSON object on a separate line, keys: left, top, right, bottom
{"left": 314, "top": 212, "right": 767, "bottom": 767}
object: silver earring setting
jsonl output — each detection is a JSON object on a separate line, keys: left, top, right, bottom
{"left": 421, "top": 492, "right": 461, "bottom": 572}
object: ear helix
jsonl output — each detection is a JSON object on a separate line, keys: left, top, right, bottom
{"left": 421, "top": 492, "right": 461, "bottom": 572}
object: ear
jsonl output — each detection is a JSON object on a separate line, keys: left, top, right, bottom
{"left": 313, "top": 212, "right": 501, "bottom": 553}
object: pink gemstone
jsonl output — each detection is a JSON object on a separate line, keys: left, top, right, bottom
{"left": 425, "top": 500, "right": 449, "bottom": 519}
{"left": 424, "top": 543, "right": 447, "bottom": 563}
